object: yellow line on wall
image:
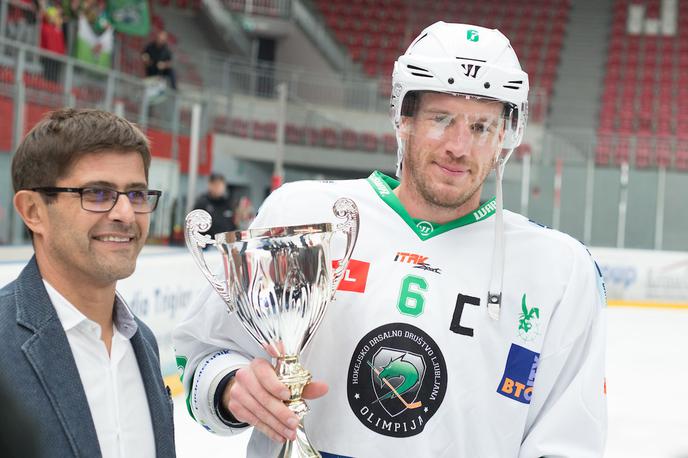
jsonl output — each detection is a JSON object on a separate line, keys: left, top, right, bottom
{"left": 607, "top": 300, "right": 688, "bottom": 309}
{"left": 164, "top": 374, "right": 185, "bottom": 397}
{"left": 161, "top": 299, "right": 688, "bottom": 393}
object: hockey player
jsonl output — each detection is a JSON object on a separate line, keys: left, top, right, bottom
{"left": 173, "top": 22, "right": 607, "bottom": 457}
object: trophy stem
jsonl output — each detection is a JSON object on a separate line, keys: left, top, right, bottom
{"left": 275, "top": 355, "right": 321, "bottom": 458}
{"left": 278, "top": 423, "right": 320, "bottom": 458}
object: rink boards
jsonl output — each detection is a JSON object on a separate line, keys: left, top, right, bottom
{"left": 1, "top": 244, "right": 687, "bottom": 394}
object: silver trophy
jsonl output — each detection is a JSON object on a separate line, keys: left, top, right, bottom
{"left": 185, "top": 197, "right": 359, "bottom": 458}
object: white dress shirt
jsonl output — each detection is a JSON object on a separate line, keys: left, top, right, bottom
{"left": 44, "top": 280, "right": 156, "bottom": 458}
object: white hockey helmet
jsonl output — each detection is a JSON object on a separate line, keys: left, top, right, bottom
{"left": 390, "top": 21, "right": 529, "bottom": 172}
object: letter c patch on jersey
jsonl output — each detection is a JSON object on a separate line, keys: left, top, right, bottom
{"left": 497, "top": 344, "right": 539, "bottom": 404}
{"left": 334, "top": 259, "right": 370, "bottom": 293}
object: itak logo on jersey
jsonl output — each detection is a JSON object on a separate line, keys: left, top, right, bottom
{"left": 497, "top": 344, "right": 539, "bottom": 404}
{"left": 333, "top": 259, "right": 370, "bottom": 293}
{"left": 347, "top": 323, "right": 447, "bottom": 437}
{"left": 394, "top": 251, "right": 441, "bottom": 274}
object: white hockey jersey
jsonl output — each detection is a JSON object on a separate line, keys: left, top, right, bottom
{"left": 173, "top": 172, "right": 607, "bottom": 458}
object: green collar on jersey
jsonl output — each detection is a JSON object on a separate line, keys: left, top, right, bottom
{"left": 366, "top": 171, "right": 496, "bottom": 241}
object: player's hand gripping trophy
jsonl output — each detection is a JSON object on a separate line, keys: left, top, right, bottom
{"left": 185, "top": 197, "right": 359, "bottom": 458}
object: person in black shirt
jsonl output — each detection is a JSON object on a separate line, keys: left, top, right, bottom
{"left": 141, "top": 30, "right": 177, "bottom": 90}
{"left": 193, "top": 172, "right": 237, "bottom": 236}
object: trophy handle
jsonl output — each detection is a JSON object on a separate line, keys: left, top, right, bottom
{"left": 331, "top": 197, "right": 360, "bottom": 298}
{"left": 184, "top": 209, "right": 234, "bottom": 308}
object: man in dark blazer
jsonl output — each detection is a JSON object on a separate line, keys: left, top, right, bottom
{"left": 1, "top": 108, "right": 175, "bottom": 457}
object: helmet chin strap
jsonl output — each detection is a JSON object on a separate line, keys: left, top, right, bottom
{"left": 487, "top": 153, "right": 508, "bottom": 320}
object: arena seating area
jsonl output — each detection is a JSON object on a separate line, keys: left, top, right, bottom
{"left": 3, "top": 0, "right": 688, "bottom": 170}
{"left": 316, "top": 0, "right": 569, "bottom": 100}
{"left": 211, "top": 116, "right": 398, "bottom": 154}
{"left": 596, "top": 0, "right": 688, "bottom": 169}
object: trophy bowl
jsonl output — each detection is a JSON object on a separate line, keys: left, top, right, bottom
{"left": 185, "top": 197, "right": 359, "bottom": 458}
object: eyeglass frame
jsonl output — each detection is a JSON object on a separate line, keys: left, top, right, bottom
{"left": 26, "top": 186, "right": 163, "bottom": 214}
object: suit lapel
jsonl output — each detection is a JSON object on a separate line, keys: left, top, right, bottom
{"left": 16, "top": 258, "right": 101, "bottom": 457}
{"left": 130, "top": 328, "right": 175, "bottom": 456}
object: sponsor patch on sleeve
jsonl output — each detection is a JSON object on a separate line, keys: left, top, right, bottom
{"left": 497, "top": 343, "right": 539, "bottom": 404}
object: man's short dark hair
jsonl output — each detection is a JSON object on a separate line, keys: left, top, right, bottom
{"left": 401, "top": 90, "right": 510, "bottom": 118}
{"left": 12, "top": 108, "right": 152, "bottom": 193}
{"left": 209, "top": 172, "right": 226, "bottom": 183}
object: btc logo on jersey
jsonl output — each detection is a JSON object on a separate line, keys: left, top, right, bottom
{"left": 497, "top": 344, "right": 539, "bottom": 404}
{"left": 334, "top": 259, "right": 370, "bottom": 293}
{"left": 347, "top": 323, "right": 447, "bottom": 438}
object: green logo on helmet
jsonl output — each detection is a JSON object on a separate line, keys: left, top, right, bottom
{"left": 467, "top": 30, "right": 479, "bottom": 42}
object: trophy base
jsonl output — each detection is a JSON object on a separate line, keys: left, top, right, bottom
{"left": 278, "top": 423, "right": 321, "bottom": 458}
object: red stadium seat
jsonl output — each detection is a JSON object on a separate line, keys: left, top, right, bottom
{"left": 230, "top": 118, "right": 249, "bottom": 138}
{"left": 596, "top": 133, "right": 614, "bottom": 166}
{"left": 383, "top": 134, "right": 397, "bottom": 155}
{"left": 614, "top": 136, "right": 631, "bottom": 165}
{"left": 360, "top": 132, "right": 379, "bottom": 152}
{"left": 286, "top": 124, "right": 305, "bottom": 144}
{"left": 320, "top": 127, "right": 339, "bottom": 148}
{"left": 634, "top": 134, "right": 653, "bottom": 168}
{"left": 341, "top": 129, "right": 359, "bottom": 150}
{"left": 656, "top": 136, "right": 674, "bottom": 167}
{"left": 676, "top": 136, "right": 688, "bottom": 171}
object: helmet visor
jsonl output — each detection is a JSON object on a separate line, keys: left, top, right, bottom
{"left": 399, "top": 92, "right": 507, "bottom": 158}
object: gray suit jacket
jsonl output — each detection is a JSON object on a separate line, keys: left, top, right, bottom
{"left": 0, "top": 257, "right": 176, "bottom": 457}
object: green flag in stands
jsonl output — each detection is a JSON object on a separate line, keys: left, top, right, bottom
{"left": 107, "top": 0, "right": 151, "bottom": 36}
{"left": 75, "top": 14, "right": 113, "bottom": 68}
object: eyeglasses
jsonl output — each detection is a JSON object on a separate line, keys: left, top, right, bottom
{"left": 29, "top": 187, "right": 162, "bottom": 213}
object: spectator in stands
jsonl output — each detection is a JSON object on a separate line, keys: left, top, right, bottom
{"left": 83, "top": 0, "right": 109, "bottom": 34}
{"left": 193, "top": 172, "right": 237, "bottom": 235}
{"left": 141, "top": 30, "right": 177, "bottom": 90}
{"left": 2, "top": 108, "right": 175, "bottom": 457}
{"left": 233, "top": 195, "right": 255, "bottom": 230}
{"left": 39, "top": 5, "right": 66, "bottom": 81}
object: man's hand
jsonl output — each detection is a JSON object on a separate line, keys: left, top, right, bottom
{"left": 223, "top": 358, "right": 328, "bottom": 443}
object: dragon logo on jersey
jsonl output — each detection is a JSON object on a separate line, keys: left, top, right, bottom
{"left": 176, "top": 355, "right": 188, "bottom": 381}
{"left": 347, "top": 323, "right": 447, "bottom": 437}
{"left": 517, "top": 293, "right": 540, "bottom": 342}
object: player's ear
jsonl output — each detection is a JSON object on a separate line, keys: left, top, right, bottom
{"left": 398, "top": 117, "right": 412, "bottom": 142}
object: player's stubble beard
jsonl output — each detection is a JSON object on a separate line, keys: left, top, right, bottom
{"left": 403, "top": 140, "right": 495, "bottom": 213}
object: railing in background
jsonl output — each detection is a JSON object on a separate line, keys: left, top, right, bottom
{"left": 0, "top": 0, "right": 39, "bottom": 48}
{"left": 5, "top": 25, "right": 686, "bottom": 251}
{"left": 224, "top": 0, "right": 291, "bottom": 17}
{"left": 0, "top": 36, "right": 214, "bottom": 245}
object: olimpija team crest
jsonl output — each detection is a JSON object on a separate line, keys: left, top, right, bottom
{"left": 517, "top": 294, "right": 540, "bottom": 342}
{"left": 368, "top": 348, "right": 425, "bottom": 418}
{"left": 347, "top": 322, "right": 447, "bottom": 438}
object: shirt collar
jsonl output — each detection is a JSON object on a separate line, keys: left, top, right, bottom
{"left": 366, "top": 171, "right": 497, "bottom": 240}
{"left": 43, "top": 280, "right": 138, "bottom": 339}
